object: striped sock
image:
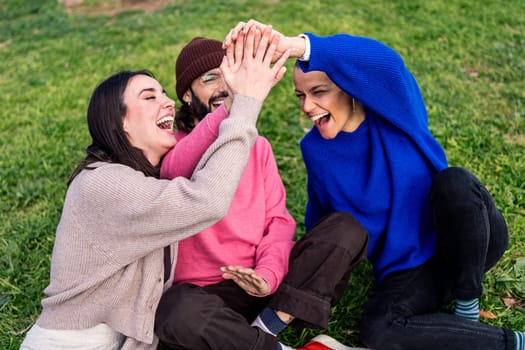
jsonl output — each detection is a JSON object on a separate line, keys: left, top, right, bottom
{"left": 251, "top": 308, "right": 288, "bottom": 336}
{"left": 454, "top": 298, "right": 480, "bottom": 321}
{"left": 515, "top": 331, "right": 524, "bottom": 350}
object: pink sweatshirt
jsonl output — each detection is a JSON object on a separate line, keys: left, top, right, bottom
{"left": 161, "top": 105, "right": 295, "bottom": 294}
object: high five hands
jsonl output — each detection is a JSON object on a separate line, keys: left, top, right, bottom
{"left": 223, "top": 19, "right": 306, "bottom": 63}
{"left": 220, "top": 24, "right": 291, "bottom": 102}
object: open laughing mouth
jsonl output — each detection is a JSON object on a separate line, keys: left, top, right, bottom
{"left": 309, "top": 112, "right": 331, "bottom": 125}
{"left": 156, "top": 115, "right": 174, "bottom": 130}
{"left": 210, "top": 98, "right": 225, "bottom": 109}
{"left": 210, "top": 92, "right": 229, "bottom": 110}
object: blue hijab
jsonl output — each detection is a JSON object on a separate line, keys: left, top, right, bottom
{"left": 299, "top": 33, "right": 448, "bottom": 281}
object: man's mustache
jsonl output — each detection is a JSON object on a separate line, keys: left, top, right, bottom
{"left": 209, "top": 92, "right": 229, "bottom": 104}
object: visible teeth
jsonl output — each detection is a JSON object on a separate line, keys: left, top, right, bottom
{"left": 156, "top": 116, "right": 174, "bottom": 126}
{"left": 310, "top": 113, "right": 329, "bottom": 122}
{"left": 156, "top": 116, "right": 174, "bottom": 129}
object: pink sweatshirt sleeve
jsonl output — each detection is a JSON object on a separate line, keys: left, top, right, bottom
{"left": 252, "top": 138, "right": 296, "bottom": 294}
{"left": 160, "top": 104, "right": 229, "bottom": 179}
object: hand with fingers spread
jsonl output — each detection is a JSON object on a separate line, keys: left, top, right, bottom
{"left": 224, "top": 19, "right": 306, "bottom": 62}
{"left": 220, "top": 25, "right": 290, "bottom": 101}
{"left": 220, "top": 265, "right": 270, "bottom": 296}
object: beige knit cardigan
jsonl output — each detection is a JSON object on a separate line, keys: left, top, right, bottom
{"left": 35, "top": 95, "right": 262, "bottom": 349}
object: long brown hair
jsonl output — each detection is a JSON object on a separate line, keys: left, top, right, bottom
{"left": 69, "top": 70, "right": 160, "bottom": 185}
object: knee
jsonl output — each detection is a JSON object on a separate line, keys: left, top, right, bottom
{"left": 155, "top": 284, "right": 219, "bottom": 343}
{"left": 431, "top": 167, "right": 480, "bottom": 203}
{"left": 335, "top": 212, "right": 368, "bottom": 260}
{"left": 317, "top": 211, "right": 369, "bottom": 252}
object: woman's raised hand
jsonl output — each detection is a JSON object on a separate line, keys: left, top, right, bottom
{"left": 220, "top": 24, "right": 290, "bottom": 102}
{"left": 224, "top": 19, "right": 305, "bottom": 62}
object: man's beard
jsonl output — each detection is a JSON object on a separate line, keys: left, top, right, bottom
{"left": 190, "top": 95, "right": 210, "bottom": 122}
{"left": 192, "top": 91, "right": 229, "bottom": 121}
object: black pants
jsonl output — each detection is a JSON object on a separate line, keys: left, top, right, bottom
{"left": 155, "top": 212, "right": 369, "bottom": 350}
{"left": 359, "top": 167, "right": 513, "bottom": 350}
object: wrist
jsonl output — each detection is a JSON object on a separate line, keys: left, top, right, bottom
{"left": 296, "top": 34, "right": 310, "bottom": 61}
{"left": 287, "top": 36, "right": 306, "bottom": 58}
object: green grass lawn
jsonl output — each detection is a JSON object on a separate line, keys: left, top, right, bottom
{"left": 1, "top": 0, "right": 524, "bottom": 348}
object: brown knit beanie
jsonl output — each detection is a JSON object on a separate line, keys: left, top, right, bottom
{"left": 175, "top": 37, "right": 225, "bottom": 102}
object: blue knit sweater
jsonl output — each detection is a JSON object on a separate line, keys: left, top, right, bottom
{"left": 299, "top": 33, "right": 448, "bottom": 281}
